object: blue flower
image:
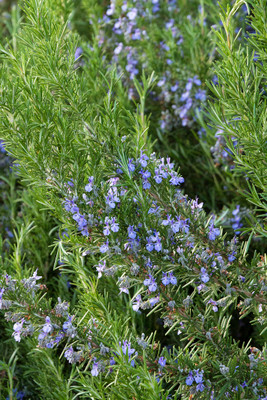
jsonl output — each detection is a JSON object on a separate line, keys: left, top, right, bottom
{"left": 128, "top": 225, "right": 137, "bottom": 239}
{"left": 146, "top": 237, "right": 154, "bottom": 252}
{"left": 110, "top": 217, "right": 119, "bottom": 232}
{"left": 64, "top": 346, "right": 74, "bottom": 363}
{"left": 149, "top": 295, "right": 160, "bottom": 306}
{"left": 127, "top": 8, "right": 137, "bottom": 20}
{"left": 128, "top": 158, "right": 135, "bottom": 172}
{"left": 103, "top": 224, "right": 110, "bottom": 236}
{"left": 200, "top": 267, "right": 209, "bottom": 283}
{"left": 181, "top": 91, "right": 190, "bottom": 101}
{"left": 95, "top": 260, "right": 107, "bottom": 278}
{"left": 132, "top": 294, "right": 142, "bottom": 311}
{"left": 228, "top": 251, "right": 236, "bottom": 262}
{"left": 143, "top": 179, "right": 151, "bottom": 189}
{"left": 85, "top": 176, "right": 94, "bottom": 192}
{"left": 100, "top": 240, "right": 109, "bottom": 253}
{"left": 120, "top": 340, "right": 137, "bottom": 367}
{"left": 207, "top": 299, "right": 218, "bottom": 312}
{"left": 168, "top": 271, "right": 177, "bottom": 285}
{"left": 169, "top": 174, "right": 184, "bottom": 186}
{"left": 162, "top": 272, "right": 170, "bottom": 286}
{"left": 208, "top": 223, "right": 220, "bottom": 240}
{"left": 140, "top": 169, "right": 151, "bottom": 179}
{"left": 193, "top": 76, "right": 201, "bottom": 86}
{"left": 196, "top": 383, "right": 205, "bottom": 392}
{"left": 154, "top": 170, "right": 163, "bottom": 183}
{"left": 171, "top": 82, "right": 179, "bottom": 92}
{"left": 144, "top": 274, "right": 157, "bottom": 292}
{"left": 110, "top": 357, "right": 116, "bottom": 366}
{"left": 91, "top": 360, "right": 100, "bottom": 376}
{"left": 195, "top": 89, "right": 206, "bottom": 101}
{"left": 158, "top": 356, "right": 166, "bottom": 367}
{"left": 139, "top": 151, "right": 149, "bottom": 168}
{"left": 43, "top": 316, "right": 52, "bottom": 333}
{"left": 114, "top": 42, "right": 123, "bottom": 55}
{"left": 194, "top": 369, "right": 204, "bottom": 383}
{"left": 185, "top": 371, "right": 194, "bottom": 386}
{"left": 13, "top": 319, "right": 25, "bottom": 342}
{"left": 74, "top": 47, "right": 83, "bottom": 61}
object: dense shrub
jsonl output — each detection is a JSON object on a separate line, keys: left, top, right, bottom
{"left": 0, "top": 0, "right": 266, "bottom": 399}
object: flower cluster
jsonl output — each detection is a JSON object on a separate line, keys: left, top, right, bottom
{"left": 96, "top": 0, "right": 210, "bottom": 132}
{"left": 1, "top": 263, "right": 266, "bottom": 399}
{"left": 61, "top": 150, "right": 266, "bottom": 349}
{"left": 185, "top": 369, "right": 205, "bottom": 392}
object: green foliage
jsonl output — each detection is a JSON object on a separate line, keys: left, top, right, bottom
{"left": 0, "top": 0, "right": 266, "bottom": 399}
{"left": 207, "top": 0, "right": 267, "bottom": 237}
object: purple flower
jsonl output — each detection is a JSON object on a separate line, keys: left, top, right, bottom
{"left": 114, "top": 42, "right": 123, "bottom": 55}
{"left": 143, "top": 180, "right": 151, "bottom": 190}
{"left": 132, "top": 294, "right": 142, "bottom": 311}
{"left": 120, "top": 340, "right": 137, "bottom": 366}
{"left": 110, "top": 218, "right": 119, "bottom": 232}
{"left": 162, "top": 214, "right": 172, "bottom": 226}
{"left": 149, "top": 295, "right": 160, "bottom": 306}
{"left": 85, "top": 176, "right": 94, "bottom": 192}
{"left": 186, "top": 371, "right": 194, "bottom": 386}
{"left": 154, "top": 238, "right": 162, "bottom": 252}
{"left": 171, "top": 83, "right": 179, "bottom": 92}
{"left": 0, "top": 288, "right": 4, "bottom": 309}
{"left": 127, "top": 8, "right": 137, "bottom": 20}
{"left": 162, "top": 272, "right": 170, "bottom": 286}
{"left": 195, "top": 89, "right": 206, "bottom": 101}
{"left": 121, "top": 340, "right": 136, "bottom": 356}
{"left": 0, "top": 140, "right": 6, "bottom": 153}
{"left": 139, "top": 151, "right": 149, "bottom": 168}
{"left": 146, "top": 237, "right": 154, "bottom": 252}
{"left": 91, "top": 360, "right": 100, "bottom": 376}
{"left": 154, "top": 170, "right": 163, "bottom": 183}
{"left": 162, "top": 271, "right": 177, "bottom": 285}
{"left": 157, "top": 78, "right": 166, "bottom": 87}
{"left": 193, "top": 75, "right": 201, "bottom": 86}
{"left": 128, "top": 225, "right": 137, "bottom": 239}
{"left": 96, "top": 260, "right": 107, "bottom": 278}
{"left": 144, "top": 275, "right": 157, "bottom": 292}
{"left": 196, "top": 383, "right": 205, "bottom": 392}
{"left": 62, "top": 315, "right": 76, "bottom": 338}
{"left": 100, "top": 240, "right": 109, "bottom": 253}
{"left": 105, "top": 195, "right": 116, "bottom": 208}
{"left": 140, "top": 170, "right": 151, "bottom": 179}
{"left": 181, "top": 91, "right": 190, "bottom": 101}
{"left": 103, "top": 225, "right": 111, "bottom": 236}
{"left": 132, "top": 29, "right": 141, "bottom": 40}
{"left": 43, "top": 316, "right": 52, "bottom": 334}
{"left": 194, "top": 369, "right": 204, "bottom": 383}
{"left": 13, "top": 318, "right": 25, "bottom": 342}
{"left": 158, "top": 356, "right": 166, "bottom": 368}
{"left": 128, "top": 158, "right": 135, "bottom": 172}
{"left": 208, "top": 223, "right": 220, "bottom": 241}
{"left": 228, "top": 251, "right": 236, "bottom": 262}
{"left": 208, "top": 299, "right": 218, "bottom": 312}
{"left": 168, "top": 271, "right": 177, "bottom": 285}
{"left": 110, "top": 357, "right": 116, "bottom": 366}
{"left": 64, "top": 198, "right": 79, "bottom": 213}
{"left": 200, "top": 267, "right": 209, "bottom": 283}
{"left": 74, "top": 47, "right": 83, "bottom": 61}
{"left": 64, "top": 346, "right": 74, "bottom": 363}
{"left": 169, "top": 174, "right": 184, "bottom": 186}
{"left": 231, "top": 205, "right": 243, "bottom": 234}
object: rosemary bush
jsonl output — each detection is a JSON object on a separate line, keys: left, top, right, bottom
{"left": 76, "top": 0, "right": 252, "bottom": 210}
{"left": 0, "top": 0, "right": 266, "bottom": 399}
